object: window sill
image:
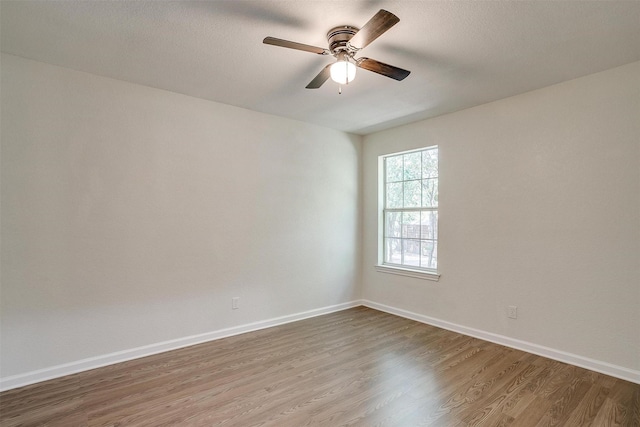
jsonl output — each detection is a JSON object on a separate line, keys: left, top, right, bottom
{"left": 375, "top": 265, "right": 440, "bottom": 281}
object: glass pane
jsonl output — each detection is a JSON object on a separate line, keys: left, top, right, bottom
{"left": 385, "top": 238, "right": 402, "bottom": 264}
{"left": 420, "top": 241, "right": 438, "bottom": 269}
{"left": 385, "top": 211, "right": 402, "bottom": 238}
{"left": 403, "top": 239, "right": 421, "bottom": 267}
{"left": 404, "top": 180, "right": 421, "bottom": 208}
{"left": 422, "top": 149, "right": 438, "bottom": 178}
{"left": 421, "top": 178, "right": 438, "bottom": 207}
{"left": 402, "top": 212, "right": 420, "bottom": 238}
{"left": 385, "top": 155, "right": 403, "bottom": 183}
{"left": 420, "top": 211, "right": 438, "bottom": 240}
{"left": 386, "top": 182, "right": 403, "bottom": 208}
{"left": 403, "top": 152, "right": 421, "bottom": 180}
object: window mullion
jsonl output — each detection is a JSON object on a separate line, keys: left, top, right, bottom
{"left": 385, "top": 207, "right": 435, "bottom": 213}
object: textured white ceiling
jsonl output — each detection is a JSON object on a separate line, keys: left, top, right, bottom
{"left": 2, "top": 1, "right": 639, "bottom": 135}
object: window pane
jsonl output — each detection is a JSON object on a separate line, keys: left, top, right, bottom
{"left": 421, "top": 178, "right": 438, "bottom": 207}
{"left": 385, "top": 212, "right": 401, "bottom": 238}
{"left": 385, "top": 155, "right": 403, "bottom": 183}
{"left": 386, "top": 182, "right": 403, "bottom": 208}
{"left": 403, "top": 152, "right": 421, "bottom": 180}
{"left": 422, "top": 149, "right": 438, "bottom": 178}
{"left": 420, "top": 241, "right": 437, "bottom": 269}
{"left": 402, "top": 212, "right": 420, "bottom": 238}
{"left": 404, "top": 180, "right": 421, "bottom": 208}
{"left": 421, "top": 211, "right": 438, "bottom": 240}
{"left": 403, "top": 239, "right": 421, "bottom": 267}
{"left": 384, "top": 238, "right": 402, "bottom": 264}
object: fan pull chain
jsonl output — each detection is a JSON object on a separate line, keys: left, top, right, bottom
{"left": 339, "top": 57, "right": 349, "bottom": 94}
{"left": 345, "top": 58, "right": 349, "bottom": 85}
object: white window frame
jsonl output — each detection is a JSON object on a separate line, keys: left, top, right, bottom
{"left": 376, "top": 146, "right": 440, "bottom": 281}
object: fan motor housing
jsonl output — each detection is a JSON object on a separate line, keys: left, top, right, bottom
{"left": 327, "top": 26, "right": 358, "bottom": 55}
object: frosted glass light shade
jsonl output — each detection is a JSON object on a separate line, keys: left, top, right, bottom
{"left": 330, "top": 60, "right": 356, "bottom": 84}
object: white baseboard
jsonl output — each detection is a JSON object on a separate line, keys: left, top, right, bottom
{"left": 3, "top": 299, "right": 638, "bottom": 391}
{"left": 0, "top": 300, "right": 361, "bottom": 392}
{"left": 361, "top": 300, "right": 640, "bottom": 385}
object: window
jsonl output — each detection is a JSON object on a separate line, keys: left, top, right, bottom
{"left": 378, "top": 146, "right": 439, "bottom": 280}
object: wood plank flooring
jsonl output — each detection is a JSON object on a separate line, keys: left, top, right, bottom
{"left": 1, "top": 307, "right": 638, "bottom": 426}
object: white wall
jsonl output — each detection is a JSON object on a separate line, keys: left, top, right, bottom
{"left": 0, "top": 54, "right": 361, "bottom": 379}
{"left": 362, "top": 61, "right": 640, "bottom": 374}
{"left": 2, "top": 52, "right": 638, "bottom": 386}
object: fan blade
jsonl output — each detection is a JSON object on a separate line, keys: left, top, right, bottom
{"left": 263, "top": 37, "right": 329, "bottom": 55}
{"left": 357, "top": 58, "right": 410, "bottom": 81}
{"left": 306, "top": 64, "right": 332, "bottom": 89}
{"left": 348, "top": 9, "right": 399, "bottom": 50}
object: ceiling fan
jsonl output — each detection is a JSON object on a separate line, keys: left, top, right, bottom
{"left": 263, "top": 9, "right": 410, "bottom": 90}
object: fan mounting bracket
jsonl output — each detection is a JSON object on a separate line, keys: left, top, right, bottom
{"left": 327, "top": 25, "right": 359, "bottom": 58}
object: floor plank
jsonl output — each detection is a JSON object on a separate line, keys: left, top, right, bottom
{"left": 1, "top": 307, "right": 638, "bottom": 426}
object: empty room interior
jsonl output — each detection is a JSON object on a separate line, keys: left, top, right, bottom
{"left": 0, "top": 1, "right": 638, "bottom": 426}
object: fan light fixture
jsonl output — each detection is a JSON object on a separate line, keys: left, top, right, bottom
{"left": 330, "top": 59, "right": 356, "bottom": 84}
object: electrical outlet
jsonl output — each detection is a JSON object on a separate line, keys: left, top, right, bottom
{"left": 232, "top": 297, "right": 240, "bottom": 310}
{"left": 507, "top": 306, "right": 517, "bottom": 319}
